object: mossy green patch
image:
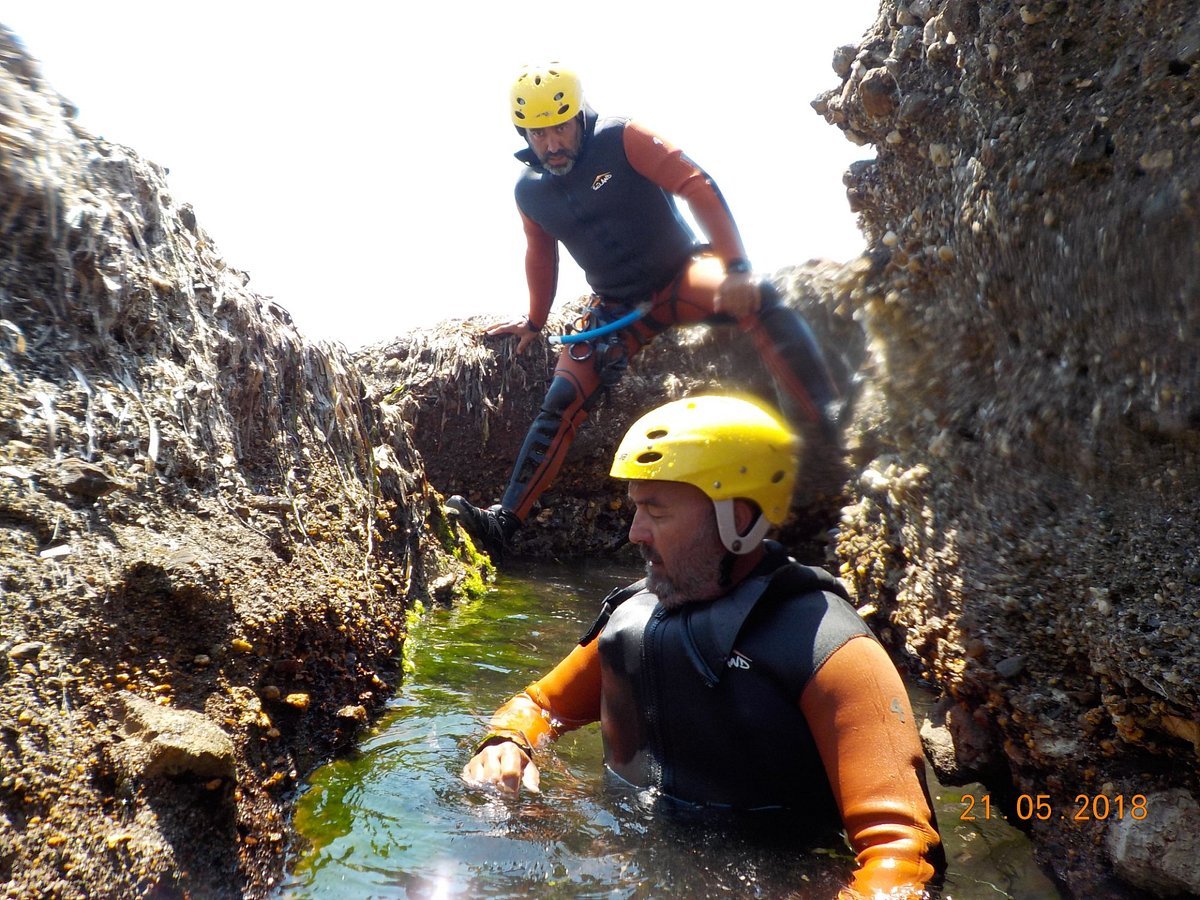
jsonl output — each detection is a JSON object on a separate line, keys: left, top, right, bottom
{"left": 400, "top": 598, "right": 426, "bottom": 676}
{"left": 421, "top": 497, "right": 494, "bottom": 607}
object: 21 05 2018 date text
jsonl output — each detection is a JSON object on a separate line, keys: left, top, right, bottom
{"left": 959, "top": 793, "right": 1149, "bottom": 822}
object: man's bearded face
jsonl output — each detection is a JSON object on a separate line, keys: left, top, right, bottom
{"left": 526, "top": 117, "right": 583, "bottom": 176}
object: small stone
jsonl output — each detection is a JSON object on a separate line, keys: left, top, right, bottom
{"left": 193, "top": 654, "right": 211, "bottom": 667}
{"left": 929, "top": 143, "right": 952, "bottom": 167}
{"left": 996, "top": 655, "right": 1026, "bottom": 678}
{"left": 898, "top": 92, "right": 931, "bottom": 122}
{"left": 1176, "top": 24, "right": 1200, "bottom": 66}
{"left": 261, "top": 685, "right": 281, "bottom": 701}
{"left": 860, "top": 67, "right": 899, "bottom": 118}
{"left": 8, "top": 642, "right": 45, "bottom": 661}
{"left": 1139, "top": 149, "right": 1174, "bottom": 171}
{"left": 337, "top": 705, "right": 368, "bottom": 723}
{"left": 908, "top": 0, "right": 934, "bottom": 21}
{"left": 284, "top": 693, "right": 310, "bottom": 710}
{"left": 53, "top": 459, "right": 134, "bottom": 501}
{"left": 111, "top": 695, "right": 235, "bottom": 782}
{"left": 832, "top": 44, "right": 857, "bottom": 79}
{"left": 231, "top": 639, "right": 253, "bottom": 654}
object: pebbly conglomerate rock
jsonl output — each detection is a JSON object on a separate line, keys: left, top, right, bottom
{"left": 0, "top": 26, "right": 472, "bottom": 898}
{"left": 817, "top": 1, "right": 1199, "bottom": 895}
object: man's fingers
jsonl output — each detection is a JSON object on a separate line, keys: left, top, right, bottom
{"left": 483, "top": 319, "right": 542, "bottom": 350}
{"left": 461, "top": 742, "right": 537, "bottom": 796}
{"left": 461, "top": 758, "right": 485, "bottom": 786}
{"left": 483, "top": 320, "right": 516, "bottom": 336}
{"left": 498, "top": 741, "right": 533, "bottom": 794}
{"left": 521, "top": 761, "right": 541, "bottom": 793}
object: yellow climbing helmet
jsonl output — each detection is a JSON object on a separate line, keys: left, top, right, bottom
{"left": 510, "top": 62, "right": 583, "bottom": 128}
{"left": 610, "top": 395, "right": 801, "bottom": 554}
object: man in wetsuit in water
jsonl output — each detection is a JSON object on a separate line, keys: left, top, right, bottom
{"left": 446, "top": 63, "right": 842, "bottom": 558}
{"left": 462, "top": 395, "right": 944, "bottom": 898}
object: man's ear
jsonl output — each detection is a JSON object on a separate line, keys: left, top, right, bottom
{"left": 733, "top": 499, "right": 758, "bottom": 536}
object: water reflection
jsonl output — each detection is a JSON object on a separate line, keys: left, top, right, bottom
{"left": 281, "top": 559, "right": 1060, "bottom": 898}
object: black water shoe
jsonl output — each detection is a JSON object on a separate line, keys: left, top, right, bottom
{"left": 445, "top": 496, "right": 520, "bottom": 558}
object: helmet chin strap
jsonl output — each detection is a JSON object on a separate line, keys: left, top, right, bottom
{"left": 713, "top": 499, "right": 770, "bottom": 555}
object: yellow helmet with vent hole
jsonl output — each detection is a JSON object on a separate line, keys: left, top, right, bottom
{"left": 510, "top": 62, "right": 583, "bottom": 128}
{"left": 610, "top": 395, "right": 800, "bottom": 531}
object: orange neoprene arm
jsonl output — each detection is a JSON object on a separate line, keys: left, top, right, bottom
{"left": 800, "top": 635, "right": 943, "bottom": 897}
{"left": 519, "top": 206, "right": 558, "bottom": 329}
{"left": 483, "top": 639, "right": 603, "bottom": 753}
{"left": 622, "top": 121, "right": 749, "bottom": 267}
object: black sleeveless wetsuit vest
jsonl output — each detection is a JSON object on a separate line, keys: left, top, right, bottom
{"left": 585, "top": 544, "right": 872, "bottom": 813}
{"left": 515, "top": 113, "right": 700, "bottom": 303}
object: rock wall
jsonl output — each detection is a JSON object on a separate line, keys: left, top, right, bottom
{"left": 0, "top": 27, "right": 471, "bottom": 898}
{"left": 358, "top": 262, "right": 865, "bottom": 562}
{"left": 816, "top": 1, "right": 1199, "bottom": 895}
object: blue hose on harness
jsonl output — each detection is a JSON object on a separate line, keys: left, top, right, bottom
{"left": 548, "top": 302, "right": 651, "bottom": 345}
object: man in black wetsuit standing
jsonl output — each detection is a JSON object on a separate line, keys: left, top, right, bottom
{"left": 448, "top": 62, "right": 841, "bottom": 557}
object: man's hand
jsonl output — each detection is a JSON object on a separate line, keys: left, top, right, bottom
{"left": 484, "top": 316, "right": 541, "bottom": 354}
{"left": 461, "top": 741, "right": 541, "bottom": 795}
{"left": 713, "top": 272, "right": 761, "bottom": 320}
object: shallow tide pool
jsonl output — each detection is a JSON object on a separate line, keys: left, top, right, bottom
{"left": 279, "top": 559, "right": 1062, "bottom": 899}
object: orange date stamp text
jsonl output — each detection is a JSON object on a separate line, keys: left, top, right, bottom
{"left": 959, "top": 793, "right": 1148, "bottom": 822}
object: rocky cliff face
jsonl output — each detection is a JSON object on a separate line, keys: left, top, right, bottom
{"left": 815, "top": 1, "right": 1199, "bottom": 895}
{"left": 0, "top": 27, "right": 473, "bottom": 897}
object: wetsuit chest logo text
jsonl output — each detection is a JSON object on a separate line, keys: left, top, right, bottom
{"left": 727, "top": 651, "right": 753, "bottom": 670}
{"left": 592, "top": 172, "right": 613, "bottom": 191}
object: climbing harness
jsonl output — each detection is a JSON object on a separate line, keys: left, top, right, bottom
{"left": 548, "top": 301, "right": 651, "bottom": 348}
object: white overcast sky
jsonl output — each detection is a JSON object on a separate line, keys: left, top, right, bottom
{"left": 4, "top": 1, "right": 879, "bottom": 349}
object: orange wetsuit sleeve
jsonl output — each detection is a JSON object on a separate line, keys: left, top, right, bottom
{"left": 799, "top": 635, "right": 943, "bottom": 898}
{"left": 519, "top": 205, "right": 558, "bottom": 329}
{"left": 484, "top": 639, "right": 603, "bottom": 753}
{"left": 622, "top": 121, "right": 749, "bottom": 267}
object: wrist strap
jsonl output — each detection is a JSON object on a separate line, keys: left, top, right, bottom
{"left": 474, "top": 729, "right": 534, "bottom": 758}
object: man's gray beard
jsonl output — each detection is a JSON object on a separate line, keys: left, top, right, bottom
{"left": 643, "top": 519, "right": 725, "bottom": 610}
{"left": 545, "top": 158, "right": 575, "bottom": 176}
